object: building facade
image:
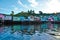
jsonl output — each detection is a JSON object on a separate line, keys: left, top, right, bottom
{"left": 0, "top": 14, "right": 4, "bottom": 23}
{"left": 13, "top": 16, "right": 20, "bottom": 21}
{"left": 4, "top": 15, "right": 12, "bottom": 20}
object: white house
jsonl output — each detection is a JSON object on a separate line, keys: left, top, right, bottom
{"left": 28, "top": 15, "right": 34, "bottom": 21}
{"left": 4, "top": 15, "right": 12, "bottom": 20}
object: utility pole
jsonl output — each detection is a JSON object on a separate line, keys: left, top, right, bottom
{"left": 11, "top": 11, "right": 14, "bottom": 33}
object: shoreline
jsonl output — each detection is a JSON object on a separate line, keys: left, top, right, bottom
{"left": 0, "top": 20, "right": 60, "bottom": 25}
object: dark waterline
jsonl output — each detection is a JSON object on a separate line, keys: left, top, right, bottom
{"left": 0, "top": 23, "right": 60, "bottom": 33}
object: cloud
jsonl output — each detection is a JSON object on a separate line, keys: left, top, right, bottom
{"left": 18, "top": 0, "right": 28, "bottom": 8}
{"left": 43, "top": 0, "right": 60, "bottom": 13}
{"left": 33, "top": 0, "right": 60, "bottom": 13}
{"left": 17, "top": 0, "right": 60, "bottom": 13}
{"left": 28, "top": 0, "right": 39, "bottom": 7}
{"left": 13, "top": 7, "right": 19, "bottom": 11}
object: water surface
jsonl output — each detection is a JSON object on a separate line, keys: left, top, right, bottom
{"left": 0, "top": 23, "right": 60, "bottom": 40}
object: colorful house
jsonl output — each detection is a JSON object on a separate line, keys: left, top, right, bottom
{"left": 13, "top": 16, "right": 20, "bottom": 21}
{"left": 44, "top": 16, "right": 48, "bottom": 21}
{"left": 20, "top": 16, "right": 25, "bottom": 21}
{"left": 34, "top": 16, "right": 40, "bottom": 21}
{"left": 24, "top": 19, "right": 29, "bottom": 21}
{"left": 0, "top": 14, "right": 4, "bottom": 20}
{"left": 48, "top": 16, "right": 54, "bottom": 21}
{"left": 0, "top": 14, "right": 4, "bottom": 23}
{"left": 53, "top": 15, "right": 58, "bottom": 21}
{"left": 4, "top": 15, "right": 12, "bottom": 20}
{"left": 57, "top": 13, "right": 60, "bottom": 21}
{"left": 40, "top": 16, "right": 47, "bottom": 21}
{"left": 58, "top": 15, "right": 60, "bottom": 21}
{"left": 28, "top": 15, "right": 34, "bottom": 21}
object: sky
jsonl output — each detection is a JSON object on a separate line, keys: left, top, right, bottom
{"left": 0, "top": 0, "right": 60, "bottom": 14}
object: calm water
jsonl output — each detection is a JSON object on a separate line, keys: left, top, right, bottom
{"left": 0, "top": 23, "right": 60, "bottom": 40}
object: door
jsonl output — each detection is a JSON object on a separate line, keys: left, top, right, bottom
{"left": 0, "top": 18, "right": 2, "bottom": 24}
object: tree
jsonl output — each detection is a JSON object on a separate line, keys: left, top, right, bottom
{"left": 28, "top": 10, "right": 30, "bottom": 13}
{"left": 32, "top": 10, "right": 35, "bottom": 14}
{"left": 30, "top": 10, "right": 33, "bottom": 14}
{"left": 32, "top": 10, "right": 35, "bottom": 16}
{"left": 10, "top": 11, "right": 14, "bottom": 16}
{"left": 39, "top": 11, "right": 43, "bottom": 14}
{"left": 28, "top": 10, "right": 36, "bottom": 16}
{"left": 10, "top": 11, "right": 14, "bottom": 22}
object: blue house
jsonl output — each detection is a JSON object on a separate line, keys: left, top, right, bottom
{"left": 40, "top": 16, "right": 47, "bottom": 21}
{"left": 20, "top": 16, "right": 25, "bottom": 21}
{"left": 53, "top": 16, "right": 58, "bottom": 21}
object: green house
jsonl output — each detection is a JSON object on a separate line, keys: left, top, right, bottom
{"left": 13, "top": 16, "right": 20, "bottom": 21}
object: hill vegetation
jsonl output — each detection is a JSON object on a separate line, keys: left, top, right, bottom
{"left": 10, "top": 10, "right": 60, "bottom": 17}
